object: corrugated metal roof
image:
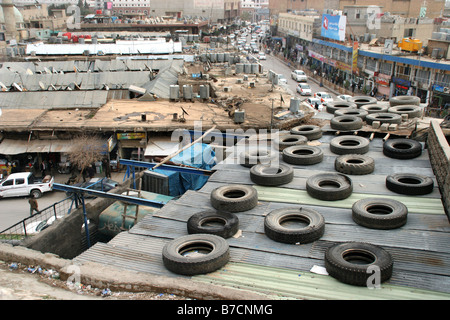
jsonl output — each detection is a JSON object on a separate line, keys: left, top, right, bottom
{"left": 0, "top": 139, "right": 75, "bottom": 155}
{"left": 74, "top": 133, "right": 450, "bottom": 299}
{"left": 0, "top": 91, "right": 108, "bottom": 109}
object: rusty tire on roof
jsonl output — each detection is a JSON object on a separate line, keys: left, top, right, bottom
{"left": 162, "top": 234, "right": 230, "bottom": 276}
{"left": 325, "top": 242, "right": 393, "bottom": 286}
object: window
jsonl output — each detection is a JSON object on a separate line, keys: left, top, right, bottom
{"left": 15, "top": 179, "right": 25, "bottom": 185}
{"left": 2, "top": 180, "right": 13, "bottom": 186}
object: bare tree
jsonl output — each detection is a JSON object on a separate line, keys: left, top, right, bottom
{"left": 67, "top": 132, "right": 106, "bottom": 183}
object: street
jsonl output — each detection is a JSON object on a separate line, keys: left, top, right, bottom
{"left": 256, "top": 51, "right": 338, "bottom": 102}
{"left": 0, "top": 175, "right": 70, "bottom": 232}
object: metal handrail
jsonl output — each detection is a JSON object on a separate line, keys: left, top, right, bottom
{"left": 0, "top": 196, "right": 77, "bottom": 244}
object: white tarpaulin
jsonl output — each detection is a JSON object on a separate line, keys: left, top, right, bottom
{"left": 26, "top": 40, "right": 182, "bottom": 56}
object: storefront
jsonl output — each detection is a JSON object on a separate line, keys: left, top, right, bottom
{"left": 429, "top": 85, "right": 450, "bottom": 118}
{"left": 392, "top": 77, "right": 411, "bottom": 97}
{"left": 375, "top": 73, "right": 391, "bottom": 98}
{"left": 116, "top": 132, "right": 147, "bottom": 162}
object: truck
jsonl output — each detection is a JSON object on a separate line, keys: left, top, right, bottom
{"left": 0, "top": 172, "right": 54, "bottom": 199}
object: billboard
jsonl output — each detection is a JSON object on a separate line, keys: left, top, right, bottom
{"left": 321, "top": 14, "right": 346, "bottom": 41}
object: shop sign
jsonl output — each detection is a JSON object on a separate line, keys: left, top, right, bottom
{"left": 352, "top": 41, "right": 358, "bottom": 74}
{"left": 117, "top": 132, "right": 146, "bottom": 140}
{"left": 432, "top": 84, "right": 449, "bottom": 93}
{"left": 392, "top": 77, "right": 410, "bottom": 88}
{"left": 107, "top": 135, "right": 117, "bottom": 152}
{"left": 376, "top": 74, "right": 390, "bottom": 86}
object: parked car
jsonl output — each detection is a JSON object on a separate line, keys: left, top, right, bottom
{"left": 0, "top": 172, "right": 54, "bottom": 199}
{"left": 277, "top": 74, "right": 288, "bottom": 85}
{"left": 337, "top": 94, "right": 353, "bottom": 102}
{"left": 305, "top": 97, "right": 323, "bottom": 109}
{"left": 291, "top": 70, "right": 308, "bottom": 82}
{"left": 296, "top": 83, "right": 312, "bottom": 96}
{"left": 314, "top": 92, "right": 333, "bottom": 105}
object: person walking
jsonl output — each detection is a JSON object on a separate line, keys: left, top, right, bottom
{"left": 28, "top": 196, "right": 39, "bottom": 216}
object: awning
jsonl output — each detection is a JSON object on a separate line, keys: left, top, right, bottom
{"left": 0, "top": 139, "right": 75, "bottom": 155}
{"left": 144, "top": 138, "right": 180, "bottom": 158}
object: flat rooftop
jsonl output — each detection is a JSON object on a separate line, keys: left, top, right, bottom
{"left": 74, "top": 132, "right": 450, "bottom": 299}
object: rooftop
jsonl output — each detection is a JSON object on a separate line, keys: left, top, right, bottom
{"left": 73, "top": 130, "right": 450, "bottom": 299}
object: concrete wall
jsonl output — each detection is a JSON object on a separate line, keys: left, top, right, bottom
{"left": 20, "top": 175, "right": 139, "bottom": 259}
{"left": 427, "top": 120, "right": 450, "bottom": 222}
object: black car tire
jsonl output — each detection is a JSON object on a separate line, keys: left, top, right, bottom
{"left": 360, "top": 104, "right": 389, "bottom": 114}
{"left": 325, "top": 242, "right": 393, "bottom": 286}
{"left": 274, "top": 134, "right": 308, "bottom": 151}
{"left": 239, "top": 149, "right": 278, "bottom": 168}
{"left": 162, "top": 234, "right": 230, "bottom": 276}
{"left": 306, "top": 173, "right": 353, "bottom": 201}
{"left": 210, "top": 184, "right": 258, "bottom": 212}
{"left": 365, "top": 113, "right": 402, "bottom": 125}
{"left": 389, "top": 95, "right": 420, "bottom": 106}
{"left": 264, "top": 207, "right": 325, "bottom": 244}
{"left": 330, "top": 136, "right": 370, "bottom": 155}
{"left": 383, "top": 139, "right": 422, "bottom": 159}
{"left": 388, "top": 105, "right": 422, "bottom": 119}
{"left": 326, "top": 101, "right": 357, "bottom": 114}
{"left": 250, "top": 163, "right": 294, "bottom": 186}
{"left": 386, "top": 173, "right": 434, "bottom": 195}
{"left": 282, "top": 145, "right": 324, "bottom": 165}
{"left": 352, "top": 198, "right": 408, "bottom": 229}
{"left": 334, "top": 154, "right": 375, "bottom": 175}
{"left": 290, "top": 125, "right": 322, "bottom": 140}
{"left": 348, "top": 96, "right": 378, "bottom": 108}
{"left": 187, "top": 211, "right": 239, "bottom": 239}
{"left": 334, "top": 108, "right": 368, "bottom": 120}
{"left": 330, "top": 115, "right": 363, "bottom": 131}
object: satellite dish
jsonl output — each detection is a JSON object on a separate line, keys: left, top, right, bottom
{"left": 39, "top": 81, "right": 45, "bottom": 90}
{"left": 26, "top": 68, "right": 33, "bottom": 75}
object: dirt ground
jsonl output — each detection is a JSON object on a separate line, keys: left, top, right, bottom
{"left": 0, "top": 260, "right": 188, "bottom": 300}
